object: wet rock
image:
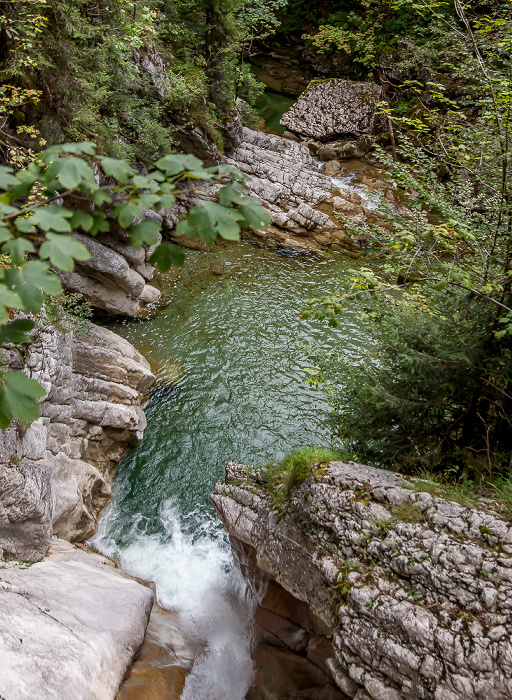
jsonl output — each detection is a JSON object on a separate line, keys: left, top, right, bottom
{"left": 280, "top": 79, "right": 382, "bottom": 139}
{"left": 318, "top": 142, "right": 364, "bottom": 161}
{"left": 209, "top": 262, "right": 224, "bottom": 275}
{"left": 117, "top": 606, "right": 194, "bottom": 700}
{"left": 0, "top": 538, "right": 153, "bottom": 700}
{"left": 321, "top": 160, "right": 344, "bottom": 177}
{"left": 248, "top": 643, "right": 348, "bottom": 700}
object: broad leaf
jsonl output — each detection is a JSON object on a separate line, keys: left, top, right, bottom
{"left": 129, "top": 219, "right": 160, "bottom": 247}
{"left": 89, "top": 211, "right": 110, "bottom": 235}
{"left": 71, "top": 210, "right": 94, "bottom": 232}
{"left": 91, "top": 189, "right": 112, "bottom": 206}
{"left": 0, "top": 372, "right": 47, "bottom": 429}
{"left": 55, "top": 157, "right": 95, "bottom": 189}
{"left": 155, "top": 153, "right": 203, "bottom": 176}
{"left": 0, "top": 318, "right": 34, "bottom": 345}
{"left": 0, "top": 166, "right": 19, "bottom": 189}
{"left": 99, "top": 157, "right": 135, "bottom": 183}
{"left": 218, "top": 182, "right": 246, "bottom": 206}
{"left": 31, "top": 205, "right": 73, "bottom": 232}
{"left": 2, "top": 237, "right": 35, "bottom": 264}
{"left": 149, "top": 243, "right": 185, "bottom": 271}
{"left": 114, "top": 202, "right": 142, "bottom": 229}
{"left": 238, "top": 198, "right": 271, "bottom": 230}
{"left": 40, "top": 233, "right": 91, "bottom": 272}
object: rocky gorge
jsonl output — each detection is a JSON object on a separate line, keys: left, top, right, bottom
{"left": 0, "top": 68, "right": 507, "bottom": 700}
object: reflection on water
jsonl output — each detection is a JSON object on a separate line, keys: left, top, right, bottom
{"left": 90, "top": 242, "right": 365, "bottom": 699}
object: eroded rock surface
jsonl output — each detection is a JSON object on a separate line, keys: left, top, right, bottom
{"left": 213, "top": 461, "right": 512, "bottom": 700}
{"left": 0, "top": 322, "right": 154, "bottom": 556}
{"left": 0, "top": 538, "right": 153, "bottom": 700}
{"left": 281, "top": 80, "right": 382, "bottom": 139}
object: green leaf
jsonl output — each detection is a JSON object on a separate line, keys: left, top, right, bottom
{"left": 114, "top": 202, "right": 142, "bottom": 229}
{"left": 182, "top": 201, "right": 245, "bottom": 243}
{"left": 0, "top": 166, "right": 19, "bottom": 189}
{"left": 99, "top": 157, "right": 135, "bottom": 183}
{"left": 70, "top": 210, "right": 94, "bottom": 232}
{"left": 40, "top": 142, "right": 96, "bottom": 163}
{"left": 4, "top": 264, "right": 60, "bottom": 313}
{"left": 39, "top": 233, "right": 91, "bottom": 272}
{"left": 56, "top": 157, "right": 95, "bottom": 189}
{"left": 155, "top": 153, "right": 203, "bottom": 176}
{"left": 0, "top": 228, "right": 13, "bottom": 244}
{"left": 31, "top": 205, "right": 73, "bottom": 232}
{"left": 238, "top": 199, "right": 271, "bottom": 229}
{"left": 156, "top": 194, "right": 176, "bottom": 210}
{"left": 149, "top": 243, "right": 185, "bottom": 271}
{"left": 2, "top": 237, "right": 35, "bottom": 264}
{"left": 218, "top": 182, "right": 246, "bottom": 206}
{"left": 0, "top": 372, "right": 46, "bottom": 428}
{"left": 136, "top": 194, "right": 160, "bottom": 209}
{"left": 91, "top": 189, "right": 112, "bottom": 206}
{"left": 434, "top": 280, "right": 449, "bottom": 291}
{"left": 0, "top": 318, "right": 34, "bottom": 345}
{"left": 89, "top": 211, "right": 110, "bottom": 235}
{"left": 14, "top": 216, "right": 36, "bottom": 234}
{"left": 129, "top": 219, "right": 160, "bottom": 247}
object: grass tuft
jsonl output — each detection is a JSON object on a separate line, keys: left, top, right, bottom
{"left": 264, "top": 447, "right": 343, "bottom": 509}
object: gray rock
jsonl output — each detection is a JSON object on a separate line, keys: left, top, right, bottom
{"left": 0, "top": 539, "right": 153, "bottom": 699}
{"left": 0, "top": 460, "right": 53, "bottom": 562}
{"left": 1, "top": 322, "right": 154, "bottom": 545}
{"left": 213, "top": 460, "right": 512, "bottom": 699}
{"left": 281, "top": 79, "right": 382, "bottom": 139}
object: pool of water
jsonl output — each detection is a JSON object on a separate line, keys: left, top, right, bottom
{"left": 253, "top": 89, "right": 295, "bottom": 134}
{"left": 90, "top": 241, "right": 366, "bottom": 698}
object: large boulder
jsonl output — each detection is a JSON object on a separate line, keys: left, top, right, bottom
{"left": 0, "top": 539, "right": 153, "bottom": 699}
{"left": 280, "top": 79, "right": 382, "bottom": 139}
{"left": 214, "top": 461, "right": 512, "bottom": 699}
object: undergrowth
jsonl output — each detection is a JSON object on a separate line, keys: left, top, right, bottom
{"left": 407, "top": 470, "right": 512, "bottom": 523}
{"left": 263, "top": 447, "right": 345, "bottom": 509}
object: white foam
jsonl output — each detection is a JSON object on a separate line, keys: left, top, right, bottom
{"left": 90, "top": 498, "right": 255, "bottom": 700}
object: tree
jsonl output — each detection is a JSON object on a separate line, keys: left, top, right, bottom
{"left": 0, "top": 142, "right": 270, "bottom": 428}
{"left": 304, "top": 0, "right": 512, "bottom": 479}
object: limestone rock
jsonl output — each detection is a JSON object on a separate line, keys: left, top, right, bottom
{"left": 213, "top": 461, "right": 512, "bottom": 699}
{"left": 280, "top": 79, "right": 382, "bottom": 139}
{"left": 0, "top": 322, "right": 154, "bottom": 546}
{"left": 0, "top": 539, "right": 153, "bottom": 699}
{"left": 0, "top": 460, "right": 53, "bottom": 562}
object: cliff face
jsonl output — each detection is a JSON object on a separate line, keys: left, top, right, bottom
{"left": 0, "top": 322, "right": 154, "bottom": 559}
{"left": 0, "top": 322, "right": 156, "bottom": 699}
{"left": 213, "top": 461, "right": 512, "bottom": 700}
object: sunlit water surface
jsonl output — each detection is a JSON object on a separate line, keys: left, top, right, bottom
{"left": 90, "top": 242, "right": 366, "bottom": 699}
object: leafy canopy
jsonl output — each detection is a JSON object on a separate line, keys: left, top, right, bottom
{"left": 0, "top": 143, "right": 269, "bottom": 428}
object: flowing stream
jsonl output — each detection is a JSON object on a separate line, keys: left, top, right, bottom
{"left": 91, "top": 241, "right": 366, "bottom": 698}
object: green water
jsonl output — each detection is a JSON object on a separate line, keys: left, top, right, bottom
{"left": 254, "top": 89, "right": 295, "bottom": 134}
{"left": 91, "top": 241, "right": 366, "bottom": 698}
{"left": 106, "top": 243, "right": 364, "bottom": 522}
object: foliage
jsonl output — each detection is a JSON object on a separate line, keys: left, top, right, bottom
{"left": 0, "top": 142, "right": 269, "bottom": 428}
{"left": 303, "top": 0, "right": 512, "bottom": 480}
{"left": 264, "top": 447, "right": 342, "bottom": 509}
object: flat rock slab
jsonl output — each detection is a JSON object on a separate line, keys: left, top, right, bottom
{"left": 0, "top": 540, "right": 153, "bottom": 699}
{"left": 281, "top": 79, "right": 382, "bottom": 139}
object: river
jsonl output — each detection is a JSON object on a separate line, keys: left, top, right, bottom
{"left": 90, "top": 216, "right": 365, "bottom": 698}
